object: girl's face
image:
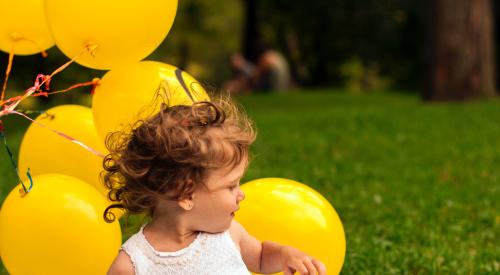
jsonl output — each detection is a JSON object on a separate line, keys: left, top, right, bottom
{"left": 189, "top": 160, "right": 247, "bottom": 233}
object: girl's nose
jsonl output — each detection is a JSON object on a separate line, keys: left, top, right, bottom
{"left": 237, "top": 189, "right": 245, "bottom": 202}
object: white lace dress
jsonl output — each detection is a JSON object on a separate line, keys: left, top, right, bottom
{"left": 121, "top": 225, "right": 251, "bottom": 275}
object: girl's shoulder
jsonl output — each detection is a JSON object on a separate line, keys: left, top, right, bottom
{"left": 107, "top": 250, "right": 135, "bottom": 275}
{"left": 228, "top": 220, "right": 245, "bottom": 251}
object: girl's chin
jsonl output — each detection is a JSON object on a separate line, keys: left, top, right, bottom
{"left": 203, "top": 220, "right": 233, "bottom": 233}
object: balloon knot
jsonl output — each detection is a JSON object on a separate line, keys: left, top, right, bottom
{"left": 85, "top": 43, "right": 98, "bottom": 57}
{"left": 19, "top": 188, "right": 27, "bottom": 196}
{"left": 90, "top": 78, "right": 100, "bottom": 95}
{"left": 8, "top": 32, "right": 22, "bottom": 42}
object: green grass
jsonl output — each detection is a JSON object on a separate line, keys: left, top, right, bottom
{"left": 1, "top": 91, "right": 499, "bottom": 274}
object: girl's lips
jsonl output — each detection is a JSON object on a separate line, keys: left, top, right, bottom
{"left": 231, "top": 207, "right": 239, "bottom": 216}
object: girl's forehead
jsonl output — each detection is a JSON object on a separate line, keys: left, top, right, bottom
{"left": 206, "top": 161, "right": 247, "bottom": 185}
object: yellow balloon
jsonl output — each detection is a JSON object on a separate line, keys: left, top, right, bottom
{"left": 44, "top": 0, "right": 178, "bottom": 70}
{"left": 92, "top": 61, "right": 210, "bottom": 139}
{"left": 237, "top": 178, "right": 346, "bottom": 275}
{"left": 0, "top": 0, "right": 54, "bottom": 55}
{"left": 18, "top": 105, "right": 108, "bottom": 196}
{"left": 0, "top": 174, "right": 121, "bottom": 275}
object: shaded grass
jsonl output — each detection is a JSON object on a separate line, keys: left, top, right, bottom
{"left": 1, "top": 91, "right": 499, "bottom": 274}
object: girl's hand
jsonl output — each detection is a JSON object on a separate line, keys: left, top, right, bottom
{"left": 280, "top": 246, "right": 327, "bottom": 275}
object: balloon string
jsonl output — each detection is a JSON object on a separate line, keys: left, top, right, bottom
{"left": 0, "top": 120, "right": 33, "bottom": 195}
{"left": 46, "top": 78, "right": 100, "bottom": 96}
{"left": 7, "top": 110, "right": 105, "bottom": 158}
{"left": 0, "top": 37, "right": 50, "bottom": 104}
{"left": 0, "top": 44, "right": 101, "bottom": 195}
{"left": 0, "top": 44, "right": 93, "bottom": 117}
{"left": 0, "top": 74, "right": 48, "bottom": 116}
{"left": 1, "top": 45, "right": 15, "bottom": 103}
{"left": 0, "top": 78, "right": 99, "bottom": 107}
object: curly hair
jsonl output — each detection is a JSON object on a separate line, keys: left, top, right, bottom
{"left": 101, "top": 96, "right": 256, "bottom": 223}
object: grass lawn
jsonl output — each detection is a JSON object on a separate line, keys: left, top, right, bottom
{"left": 1, "top": 90, "right": 499, "bottom": 274}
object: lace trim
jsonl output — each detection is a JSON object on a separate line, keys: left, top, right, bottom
{"left": 139, "top": 225, "right": 205, "bottom": 257}
{"left": 121, "top": 227, "right": 250, "bottom": 274}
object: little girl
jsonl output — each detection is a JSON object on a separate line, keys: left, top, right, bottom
{"left": 103, "top": 96, "right": 327, "bottom": 275}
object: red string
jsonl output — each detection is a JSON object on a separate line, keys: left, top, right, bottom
{"left": 45, "top": 78, "right": 100, "bottom": 96}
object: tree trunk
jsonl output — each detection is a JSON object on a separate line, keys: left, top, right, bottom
{"left": 424, "top": 0, "right": 497, "bottom": 101}
{"left": 241, "top": 0, "right": 262, "bottom": 63}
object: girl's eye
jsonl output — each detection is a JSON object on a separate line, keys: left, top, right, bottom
{"left": 228, "top": 182, "right": 239, "bottom": 191}
{"left": 228, "top": 179, "right": 240, "bottom": 191}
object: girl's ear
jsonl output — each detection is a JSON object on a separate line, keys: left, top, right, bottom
{"left": 178, "top": 194, "right": 195, "bottom": 211}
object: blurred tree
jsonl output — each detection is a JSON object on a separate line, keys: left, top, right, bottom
{"left": 11, "top": 0, "right": 498, "bottom": 93}
{"left": 424, "top": 0, "right": 497, "bottom": 100}
{"left": 150, "top": 0, "right": 243, "bottom": 87}
{"left": 251, "top": 0, "right": 425, "bottom": 89}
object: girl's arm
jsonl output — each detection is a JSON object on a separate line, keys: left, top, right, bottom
{"left": 230, "top": 220, "right": 327, "bottom": 275}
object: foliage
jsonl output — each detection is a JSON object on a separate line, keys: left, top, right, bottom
{"left": 256, "top": 0, "right": 425, "bottom": 89}
{"left": 145, "top": 0, "right": 243, "bottom": 86}
{"left": 338, "top": 56, "right": 392, "bottom": 92}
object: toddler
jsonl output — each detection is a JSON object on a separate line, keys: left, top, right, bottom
{"left": 103, "top": 97, "right": 326, "bottom": 275}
